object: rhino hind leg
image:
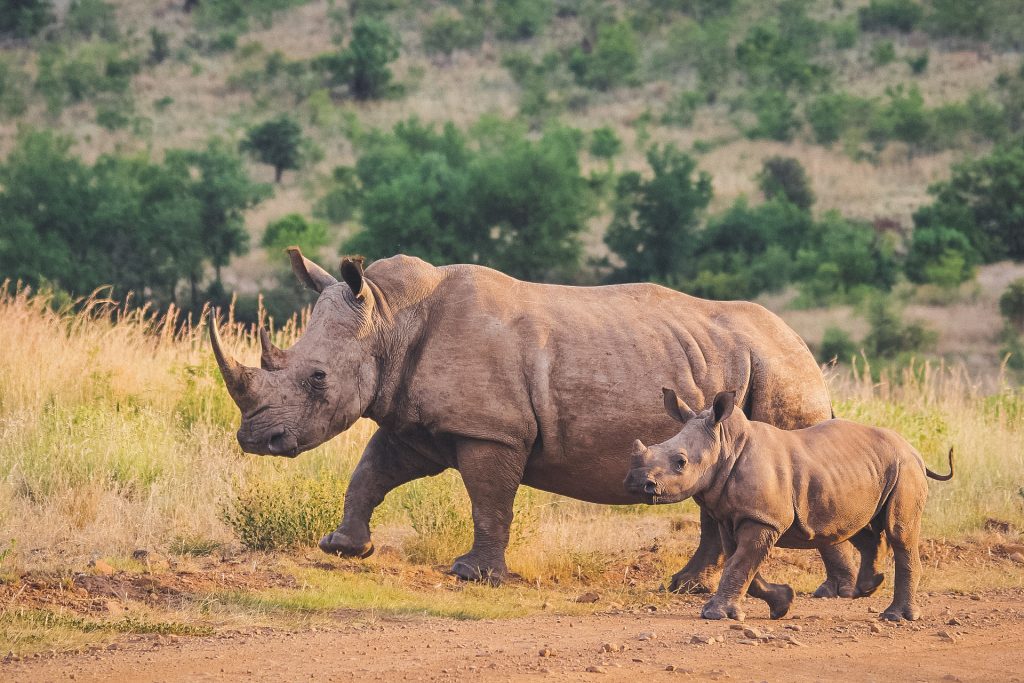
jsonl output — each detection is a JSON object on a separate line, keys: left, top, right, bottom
{"left": 668, "top": 506, "right": 723, "bottom": 594}
{"left": 747, "top": 573, "right": 794, "bottom": 620}
{"left": 448, "top": 439, "right": 527, "bottom": 585}
{"left": 880, "top": 480, "right": 924, "bottom": 621}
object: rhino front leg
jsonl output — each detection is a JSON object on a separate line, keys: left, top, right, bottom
{"left": 321, "top": 429, "right": 446, "bottom": 558}
{"left": 701, "top": 521, "right": 780, "bottom": 622}
{"left": 668, "top": 505, "right": 724, "bottom": 594}
{"left": 449, "top": 438, "right": 527, "bottom": 585}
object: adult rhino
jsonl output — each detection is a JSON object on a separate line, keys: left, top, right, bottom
{"left": 210, "top": 249, "right": 857, "bottom": 596}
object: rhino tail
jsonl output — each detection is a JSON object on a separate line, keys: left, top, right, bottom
{"left": 926, "top": 447, "right": 954, "bottom": 481}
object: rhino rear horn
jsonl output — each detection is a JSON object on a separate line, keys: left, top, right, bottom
{"left": 259, "top": 327, "right": 287, "bottom": 371}
{"left": 288, "top": 246, "right": 338, "bottom": 293}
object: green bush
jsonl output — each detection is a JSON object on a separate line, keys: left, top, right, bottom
{"left": 569, "top": 21, "right": 639, "bottom": 91}
{"left": 858, "top": 0, "right": 923, "bottom": 33}
{"left": 66, "top": 0, "right": 119, "bottom": 41}
{"left": 314, "top": 166, "right": 361, "bottom": 224}
{"left": 757, "top": 156, "right": 814, "bottom": 211}
{"left": 734, "top": 6, "right": 827, "bottom": 91}
{"left": 906, "top": 51, "right": 929, "bottom": 74}
{"left": 871, "top": 84, "right": 929, "bottom": 148}
{"left": 819, "top": 326, "right": 858, "bottom": 364}
{"left": 1000, "top": 279, "right": 1024, "bottom": 331}
{"left": 831, "top": 18, "right": 859, "bottom": 49}
{"left": 745, "top": 89, "right": 798, "bottom": 141}
{"left": 149, "top": 28, "right": 171, "bottom": 64}
{"left": 240, "top": 115, "right": 305, "bottom": 183}
{"left": 862, "top": 295, "right": 936, "bottom": 359}
{"left": 661, "top": 90, "right": 703, "bottom": 127}
{"left": 870, "top": 40, "right": 897, "bottom": 67}
{"left": 422, "top": 9, "right": 483, "bottom": 58}
{"left": 925, "top": 0, "right": 993, "bottom": 40}
{"left": 588, "top": 126, "right": 621, "bottom": 159}
{"left": 0, "top": 57, "right": 30, "bottom": 118}
{"left": 262, "top": 213, "right": 328, "bottom": 258}
{"left": 805, "top": 92, "right": 874, "bottom": 145}
{"left": 904, "top": 227, "right": 977, "bottom": 287}
{"left": 496, "top": 0, "right": 553, "bottom": 40}
{"left": 223, "top": 472, "right": 347, "bottom": 551}
{"left": 0, "top": 0, "right": 54, "bottom": 38}
{"left": 314, "top": 17, "right": 400, "bottom": 100}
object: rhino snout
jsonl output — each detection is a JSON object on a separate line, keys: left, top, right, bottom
{"left": 624, "top": 468, "right": 662, "bottom": 498}
{"left": 236, "top": 425, "right": 300, "bottom": 458}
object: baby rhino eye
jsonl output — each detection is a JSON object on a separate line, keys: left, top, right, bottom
{"left": 674, "top": 455, "right": 687, "bottom": 472}
{"left": 311, "top": 370, "right": 327, "bottom": 382}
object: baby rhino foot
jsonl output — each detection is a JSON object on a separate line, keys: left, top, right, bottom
{"left": 701, "top": 598, "right": 745, "bottom": 622}
{"left": 812, "top": 576, "right": 857, "bottom": 599}
{"left": 881, "top": 603, "right": 920, "bottom": 622}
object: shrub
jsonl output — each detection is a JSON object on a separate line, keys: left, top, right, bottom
{"left": 240, "top": 115, "right": 304, "bottom": 183}
{"left": 605, "top": 144, "right": 713, "bottom": 282}
{"left": 661, "top": 90, "right": 703, "bottom": 127}
{"left": 858, "top": 0, "right": 923, "bottom": 33}
{"left": 569, "top": 21, "right": 639, "bottom": 91}
{"left": 66, "top": 0, "right": 119, "bottom": 41}
{"left": 314, "top": 166, "right": 361, "bottom": 224}
{"left": 0, "top": 57, "right": 30, "bottom": 118}
{"left": 872, "top": 84, "right": 929, "bottom": 148}
{"left": 757, "top": 156, "right": 814, "bottom": 211}
{"left": 904, "top": 227, "right": 977, "bottom": 287}
{"left": 870, "top": 40, "right": 897, "bottom": 67}
{"left": 925, "top": 0, "right": 993, "bottom": 40}
{"left": 223, "top": 472, "right": 347, "bottom": 551}
{"left": 862, "top": 296, "right": 936, "bottom": 359}
{"left": 819, "top": 326, "right": 858, "bottom": 364}
{"left": 262, "top": 213, "right": 328, "bottom": 258}
{"left": 745, "top": 89, "right": 798, "bottom": 141}
{"left": 422, "top": 9, "right": 483, "bottom": 58}
{"left": 906, "top": 51, "right": 929, "bottom": 74}
{"left": 912, "top": 141, "right": 1024, "bottom": 261}
{"left": 0, "top": 0, "right": 54, "bottom": 38}
{"left": 149, "top": 28, "right": 171, "bottom": 64}
{"left": 588, "top": 126, "right": 621, "bottom": 159}
{"left": 734, "top": 8, "right": 827, "bottom": 92}
{"left": 315, "top": 17, "right": 400, "bottom": 100}
{"left": 831, "top": 18, "right": 859, "bottom": 49}
{"left": 805, "top": 92, "right": 875, "bottom": 145}
{"left": 1000, "top": 279, "right": 1024, "bottom": 331}
{"left": 495, "top": 0, "right": 553, "bottom": 40}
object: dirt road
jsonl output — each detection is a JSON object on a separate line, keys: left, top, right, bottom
{"left": 5, "top": 589, "right": 1023, "bottom": 682}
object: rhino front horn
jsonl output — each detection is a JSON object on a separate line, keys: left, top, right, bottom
{"left": 208, "top": 309, "right": 259, "bottom": 411}
{"left": 259, "top": 327, "right": 287, "bottom": 371}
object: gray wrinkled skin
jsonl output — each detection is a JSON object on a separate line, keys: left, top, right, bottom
{"left": 211, "top": 249, "right": 855, "bottom": 590}
{"left": 625, "top": 390, "right": 954, "bottom": 622}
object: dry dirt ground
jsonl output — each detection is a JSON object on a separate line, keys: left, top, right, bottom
{"left": 4, "top": 587, "right": 1023, "bottom": 682}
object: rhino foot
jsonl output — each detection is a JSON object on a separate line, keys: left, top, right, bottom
{"left": 811, "top": 576, "right": 856, "bottom": 599}
{"left": 880, "top": 603, "right": 920, "bottom": 622}
{"left": 700, "top": 598, "right": 745, "bottom": 622}
{"left": 319, "top": 531, "right": 375, "bottom": 558}
{"left": 449, "top": 554, "right": 507, "bottom": 586}
{"left": 668, "top": 569, "right": 717, "bottom": 594}
{"left": 766, "top": 585, "right": 795, "bottom": 620}
{"left": 855, "top": 573, "right": 885, "bottom": 598}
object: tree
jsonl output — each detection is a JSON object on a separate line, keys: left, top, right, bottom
{"left": 315, "top": 17, "right": 399, "bottom": 100}
{"left": 166, "top": 140, "right": 271, "bottom": 299}
{"left": 569, "top": 21, "right": 639, "bottom": 91}
{"left": 913, "top": 141, "right": 1024, "bottom": 262}
{"left": 240, "top": 115, "right": 304, "bottom": 183}
{"left": 262, "top": 213, "right": 328, "bottom": 258}
{"left": 604, "top": 145, "right": 713, "bottom": 282}
{"left": 589, "top": 127, "right": 622, "bottom": 160}
{"left": 0, "top": 0, "right": 54, "bottom": 38}
{"left": 904, "top": 227, "right": 977, "bottom": 287}
{"left": 757, "top": 156, "right": 814, "bottom": 211}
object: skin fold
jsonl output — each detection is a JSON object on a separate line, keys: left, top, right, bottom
{"left": 625, "top": 389, "right": 954, "bottom": 622}
{"left": 211, "top": 249, "right": 857, "bottom": 592}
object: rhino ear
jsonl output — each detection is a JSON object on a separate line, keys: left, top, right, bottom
{"left": 287, "top": 246, "right": 337, "bottom": 293}
{"left": 340, "top": 255, "right": 368, "bottom": 300}
{"left": 711, "top": 391, "right": 736, "bottom": 426}
{"left": 663, "top": 387, "right": 696, "bottom": 424}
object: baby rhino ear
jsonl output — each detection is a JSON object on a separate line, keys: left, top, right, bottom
{"left": 711, "top": 391, "right": 736, "bottom": 426}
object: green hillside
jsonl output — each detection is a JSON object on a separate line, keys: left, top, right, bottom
{"left": 1, "top": 0, "right": 1024, "bottom": 370}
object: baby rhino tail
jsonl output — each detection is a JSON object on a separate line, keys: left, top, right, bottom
{"left": 927, "top": 447, "right": 955, "bottom": 481}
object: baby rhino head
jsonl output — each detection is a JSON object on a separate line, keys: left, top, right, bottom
{"left": 624, "top": 389, "right": 736, "bottom": 504}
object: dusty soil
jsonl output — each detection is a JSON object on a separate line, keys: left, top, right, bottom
{"left": 4, "top": 587, "right": 1023, "bottom": 682}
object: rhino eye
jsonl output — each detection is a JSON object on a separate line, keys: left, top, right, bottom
{"left": 311, "top": 370, "right": 327, "bottom": 383}
{"left": 674, "top": 456, "right": 687, "bottom": 473}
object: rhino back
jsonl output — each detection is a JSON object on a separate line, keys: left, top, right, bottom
{"left": 369, "top": 260, "right": 829, "bottom": 504}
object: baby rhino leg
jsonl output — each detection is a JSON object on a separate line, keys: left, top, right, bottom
{"left": 747, "top": 573, "right": 794, "bottom": 620}
{"left": 881, "top": 478, "right": 926, "bottom": 621}
{"left": 850, "top": 526, "right": 887, "bottom": 598}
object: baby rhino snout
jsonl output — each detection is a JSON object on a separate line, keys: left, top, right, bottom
{"left": 624, "top": 467, "right": 661, "bottom": 497}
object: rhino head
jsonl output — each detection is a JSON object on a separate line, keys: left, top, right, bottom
{"left": 624, "top": 389, "right": 736, "bottom": 504}
{"left": 210, "top": 248, "right": 380, "bottom": 457}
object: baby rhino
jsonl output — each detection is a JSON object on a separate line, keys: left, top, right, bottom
{"left": 625, "top": 389, "right": 953, "bottom": 623}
